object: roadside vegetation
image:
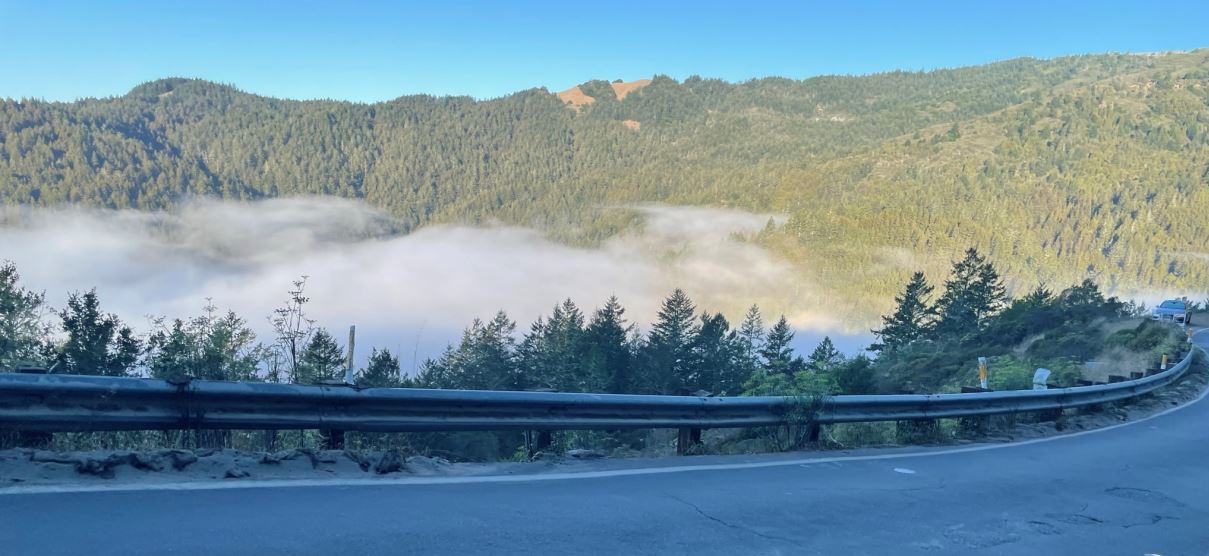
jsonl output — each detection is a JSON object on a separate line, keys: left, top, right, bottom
{"left": 0, "top": 247, "right": 1195, "bottom": 459}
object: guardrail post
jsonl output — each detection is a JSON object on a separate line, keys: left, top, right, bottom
{"left": 676, "top": 389, "right": 710, "bottom": 455}
{"left": 524, "top": 387, "right": 559, "bottom": 458}
{"left": 319, "top": 380, "right": 352, "bottom": 450}
{"left": 958, "top": 386, "right": 992, "bottom": 434}
{"left": 525, "top": 430, "right": 553, "bottom": 458}
{"left": 322, "top": 429, "right": 346, "bottom": 450}
{"left": 13, "top": 367, "right": 53, "bottom": 449}
{"left": 676, "top": 427, "right": 704, "bottom": 456}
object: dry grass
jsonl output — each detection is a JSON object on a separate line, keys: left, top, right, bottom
{"left": 556, "top": 79, "right": 652, "bottom": 111}
{"left": 1084, "top": 347, "right": 1155, "bottom": 382}
{"left": 610, "top": 78, "right": 651, "bottom": 100}
{"left": 555, "top": 86, "right": 595, "bottom": 109}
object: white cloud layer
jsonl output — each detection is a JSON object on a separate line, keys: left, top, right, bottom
{"left": 0, "top": 198, "right": 868, "bottom": 370}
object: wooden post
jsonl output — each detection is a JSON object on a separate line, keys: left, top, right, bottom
{"left": 675, "top": 389, "right": 709, "bottom": 455}
{"left": 345, "top": 325, "right": 356, "bottom": 385}
{"left": 524, "top": 387, "right": 558, "bottom": 458}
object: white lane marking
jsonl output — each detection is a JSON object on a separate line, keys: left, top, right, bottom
{"left": 893, "top": 468, "right": 916, "bottom": 475}
{"left": 3, "top": 347, "right": 1205, "bottom": 497}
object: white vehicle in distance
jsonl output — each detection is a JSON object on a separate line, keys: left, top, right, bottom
{"left": 1152, "top": 299, "right": 1192, "bottom": 325}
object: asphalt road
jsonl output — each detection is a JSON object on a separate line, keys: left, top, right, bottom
{"left": 3, "top": 338, "right": 1208, "bottom": 555}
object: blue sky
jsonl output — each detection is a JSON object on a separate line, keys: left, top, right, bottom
{"left": 2, "top": 0, "right": 1208, "bottom": 102}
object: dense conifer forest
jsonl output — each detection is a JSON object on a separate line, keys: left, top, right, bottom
{"left": 5, "top": 50, "right": 1209, "bottom": 318}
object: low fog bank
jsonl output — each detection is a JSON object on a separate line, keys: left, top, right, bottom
{"left": 0, "top": 198, "right": 868, "bottom": 371}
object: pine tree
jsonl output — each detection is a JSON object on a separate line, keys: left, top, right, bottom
{"left": 0, "top": 261, "right": 48, "bottom": 369}
{"left": 1058, "top": 279, "right": 1124, "bottom": 321}
{"left": 145, "top": 305, "right": 262, "bottom": 382}
{"left": 427, "top": 311, "right": 519, "bottom": 391}
{"left": 358, "top": 348, "right": 401, "bottom": 388}
{"left": 870, "top": 272, "right": 934, "bottom": 353}
{"left": 544, "top": 299, "right": 586, "bottom": 390}
{"left": 737, "top": 304, "right": 765, "bottom": 362}
{"left": 642, "top": 289, "right": 699, "bottom": 394}
{"left": 583, "top": 296, "right": 634, "bottom": 394}
{"left": 146, "top": 319, "right": 194, "bottom": 379}
{"left": 54, "top": 289, "right": 141, "bottom": 377}
{"left": 515, "top": 317, "right": 549, "bottom": 390}
{"left": 806, "top": 336, "right": 843, "bottom": 373}
{"left": 831, "top": 354, "right": 876, "bottom": 394}
{"left": 297, "top": 328, "right": 345, "bottom": 384}
{"left": 692, "top": 312, "right": 746, "bottom": 395}
{"left": 759, "top": 316, "right": 795, "bottom": 375}
{"left": 932, "top": 248, "right": 1006, "bottom": 340}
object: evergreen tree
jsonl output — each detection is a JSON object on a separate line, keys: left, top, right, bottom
{"left": 515, "top": 317, "right": 549, "bottom": 390}
{"left": 870, "top": 272, "right": 935, "bottom": 353}
{"left": 1058, "top": 279, "right": 1124, "bottom": 322}
{"left": 583, "top": 296, "right": 634, "bottom": 394}
{"left": 692, "top": 312, "right": 747, "bottom": 395}
{"left": 145, "top": 304, "right": 262, "bottom": 382}
{"left": 0, "top": 261, "right": 48, "bottom": 369}
{"left": 200, "top": 309, "right": 262, "bottom": 382}
{"left": 297, "top": 328, "right": 345, "bottom": 384}
{"left": 54, "top": 289, "right": 140, "bottom": 376}
{"left": 146, "top": 319, "right": 193, "bottom": 379}
{"left": 759, "top": 316, "right": 796, "bottom": 375}
{"left": 736, "top": 304, "right": 765, "bottom": 369}
{"left": 642, "top": 289, "right": 699, "bottom": 394}
{"left": 806, "top": 336, "right": 843, "bottom": 373}
{"left": 544, "top": 299, "right": 587, "bottom": 390}
{"left": 516, "top": 299, "right": 588, "bottom": 391}
{"left": 932, "top": 248, "right": 1006, "bottom": 340}
{"left": 358, "top": 348, "right": 402, "bottom": 388}
{"left": 417, "top": 311, "right": 519, "bottom": 391}
{"left": 831, "top": 354, "right": 876, "bottom": 394}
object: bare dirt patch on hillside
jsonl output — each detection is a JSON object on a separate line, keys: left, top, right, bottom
{"left": 555, "top": 86, "right": 595, "bottom": 109}
{"left": 556, "top": 79, "right": 651, "bottom": 110}
{"left": 611, "top": 78, "right": 651, "bottom": 100}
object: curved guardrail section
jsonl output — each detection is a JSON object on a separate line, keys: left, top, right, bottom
{"left": 0, "top": 349, "right": 1197, "bottom": 433}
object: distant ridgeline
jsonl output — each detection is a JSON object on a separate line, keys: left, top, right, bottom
{"left": 4, "top": 50, "right": 1209, "bottom": 317}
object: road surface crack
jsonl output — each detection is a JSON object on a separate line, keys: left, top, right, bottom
{"left": 664, "top": 493, "right": 800, "bottom": 545}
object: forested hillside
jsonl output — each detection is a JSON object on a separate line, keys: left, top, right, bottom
{"left": 4, "top": 50, "right": 1209, "bottom": 319}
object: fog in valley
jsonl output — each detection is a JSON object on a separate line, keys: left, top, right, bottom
{"left": 0, "top": 198, "right": 869, "bottom": 372}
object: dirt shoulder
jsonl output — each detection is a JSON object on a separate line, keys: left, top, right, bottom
{"left": 2, "top": 351, "right": 1204, "bottom": 492}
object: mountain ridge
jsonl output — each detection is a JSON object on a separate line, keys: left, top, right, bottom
{"left": 3, "top": 49, "right": 1209, "bottom": 320}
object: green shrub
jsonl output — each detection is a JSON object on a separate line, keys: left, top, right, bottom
{"left": 1107, "top": 321, "right": 1174, "bottom": 352}
{"left": 985, "top": 355, "right": 1081, "bottom": 390}
{"left": 1025, "top": 324, "right": 1103, "bottom": 361}
{"left": 988, "top": 356, "right": 1035, "bottom": 390}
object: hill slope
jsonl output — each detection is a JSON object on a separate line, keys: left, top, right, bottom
{"left": 3, "top": 50, "right": 1209, "bottom": 319}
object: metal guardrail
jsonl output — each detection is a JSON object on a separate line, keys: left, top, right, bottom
{"left": 0, "top": 349, "right": 1197, "bottom": 433}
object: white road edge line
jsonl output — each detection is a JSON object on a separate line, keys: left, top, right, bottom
{"left": 4, "top": 338, "right": 1205, "bottom": 496}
